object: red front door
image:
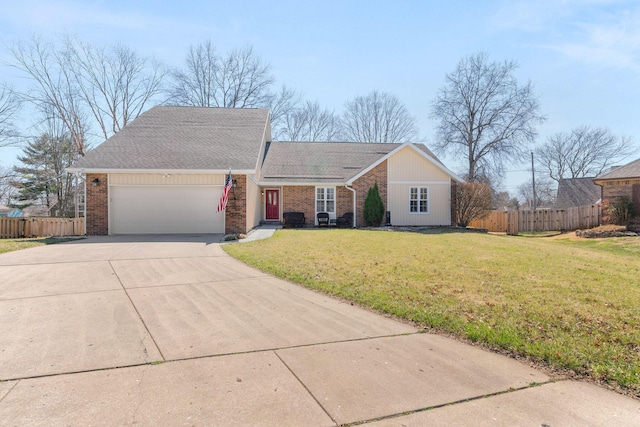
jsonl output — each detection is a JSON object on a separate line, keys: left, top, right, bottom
{"left": 265, "top": 189, "right": 280, "bottom": 220}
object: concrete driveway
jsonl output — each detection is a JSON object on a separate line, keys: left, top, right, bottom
{"left": 1, "top": 235, "right": 638, "bottom": 426}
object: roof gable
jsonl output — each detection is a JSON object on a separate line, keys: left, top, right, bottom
{"left": 347, "top": 142, "right": 463, "bottom": 184}
{"left": 70, "top": 106, "right": 270, "bottom": 172}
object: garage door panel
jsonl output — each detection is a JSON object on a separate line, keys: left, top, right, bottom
{"left": 111, "top": 186, "right": 224, "bottom": 234}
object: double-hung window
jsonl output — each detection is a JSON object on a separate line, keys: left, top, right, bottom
{"left": 316, "top": 187, "right": 335, "bottom": 214}
{"left": 409, "top": 187, "right": 429, "bottom": 213}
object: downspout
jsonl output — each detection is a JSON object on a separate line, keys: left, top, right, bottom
{"left": 345, "top": 185, "right": 356, "bottom": 228}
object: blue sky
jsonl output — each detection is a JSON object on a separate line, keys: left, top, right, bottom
{"left": 1, "top": 0, "right": 639, "bottom": 194}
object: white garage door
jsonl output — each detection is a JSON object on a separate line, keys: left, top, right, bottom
{"left": 110, "top": 186, "right": 224, "bottom": 234}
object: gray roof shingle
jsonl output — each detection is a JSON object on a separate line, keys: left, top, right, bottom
{"left": 70, "top": 106, "right": 269, "bottom": 171}
{"left": 595, "top": 157, "right": 640, "bottom": 181}
{"left": 260, "top": 141, "right": 445, "bottom": 183}
{"left": 555, "top": 177, "right": 601, "bottom": 209}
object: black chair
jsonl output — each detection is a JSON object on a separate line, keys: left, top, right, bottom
{"left": 317, "top": 212, "right": 330, "bottom": 227}
{"left": 336, "top": 212, "right": 354, "bottom": 228}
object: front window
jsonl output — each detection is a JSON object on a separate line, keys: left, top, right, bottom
{"left": 410, "top": 187, "right": 429, "bottom": 213}
{"left": 316, "top": 187, "right": 335, "bottom": 213}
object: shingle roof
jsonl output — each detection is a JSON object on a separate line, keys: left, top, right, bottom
{"left": 594, "top": 157, "right": 640, "bottom": 181}
{"left": 70, "top": 106, "right": 269, "bottom": 172}
{"left": 555, "top": 177, "right": 601, "bottom": 209}
{"left": 260, "top": 141, "right": 445, "bottom": 184}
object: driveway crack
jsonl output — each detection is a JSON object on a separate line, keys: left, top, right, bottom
{"left": 108, "top": 260, "right": 165, "bottom": 362}
{"left": 273, "top": 350, "right": 338, "bottom": 426}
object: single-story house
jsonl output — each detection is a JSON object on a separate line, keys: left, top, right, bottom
{"left": 68, "top": 106, "right": 463, "bottom": 235}
{"left": 593, "top": 157, "right": 640, "bottom": 216}
{"left": 554, "top": 177, "right": 601, "bottom": 209}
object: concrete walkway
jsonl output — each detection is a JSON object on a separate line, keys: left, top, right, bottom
{"left": 0, "top": 235, "right": 638, "bottom": 426}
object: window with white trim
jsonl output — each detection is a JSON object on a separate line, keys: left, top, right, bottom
{"left": 316, "top": 187, "right": 335, "bottom": 213}
{"left": 409, "top": 187, "right": 429, "bottom": 213}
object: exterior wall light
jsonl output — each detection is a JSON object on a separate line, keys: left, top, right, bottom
{"left": 92, "top": 178, "right": 100, "bottom": 187}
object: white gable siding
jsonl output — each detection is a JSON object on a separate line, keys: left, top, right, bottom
{"left": 246, "top": 176, "right": 262, "bottom": 230}
{"left": 387, "top": 147, "right": 452, "bottom": 226}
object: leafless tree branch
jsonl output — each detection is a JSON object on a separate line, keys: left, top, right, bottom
{"left": 431, "top": 52, "right": 545, "bottom": 182}
{"left": 535, "top": 126, "right": 635, "bottom": 182}
{"left": 0, "top": 84, "right": 22, "bottom": 147}
{"left": 342, "top": 90, "right": 417, "bottom": 143}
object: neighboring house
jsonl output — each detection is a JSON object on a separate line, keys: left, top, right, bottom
{"left": 68, "top": 106, "right": 462, "bottom": 235}
{"left": 555, "top": 177, "right": 601, "bottom": 209}
{"left": 593, "top": 157, "right": 640, "bottom": 217}
{"left": 0, "top": 204, "right": 10, "bottom": 217}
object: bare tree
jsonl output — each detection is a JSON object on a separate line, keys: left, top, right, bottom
{"left": 168, "top": 40, "right": 219, "bottom": 107}
{"left": 342, "top": 90, "right": 417, "bottom": 143}
{"left": 431, "top": 52, "right": 544, "bottom": 182}
{"left": 267, "top": 85, "right": 301, "bottom": 137}
{"left": 0, "top": 166, "right": 18, "bottom": 205}
{"left": 8, "top": 37, "right": 89, "bottom": 155}
{"left": 455, "top": 182, "right": 493, "bottom": 227}
{"left": 278, "top": 100, "right": 342, "bottom": 141}
{"left": 517, "top": 177, "right": 555, "bottom": 209}
{"left": 218, "top": 46, "right": 274, "bottom": 108}
{"left": 0, "top": 84, "right": 21, "bottom": 147}
{"left": 535, "top": 126, "right": 635, "bottom": 182}
{"left": 9, "top": 36, "right": 165, "bottom": 152}
{"left": 68, "top": 38, "right": 167, "bottom": 140}
{"left": 169, "top": 42, "right": 275, "bottom": 109}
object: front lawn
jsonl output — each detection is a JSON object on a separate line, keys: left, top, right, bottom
{"left": 0, "top": 237, "right": 59, "bottom": 254}
{"left": 224, "top": 229, "right": 640, "bottom": 397}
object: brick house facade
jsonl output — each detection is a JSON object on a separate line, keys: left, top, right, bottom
{"left": 70, "top": 107, "right": 461, "bottom": 235}
{"left": 85, "top": 173, "right": 109, "bottom": 236}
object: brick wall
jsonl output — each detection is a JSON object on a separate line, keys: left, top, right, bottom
{"left": 225, "top": 175, "right": 247, "bottom": 234}
{"left": 336, "top": 186, "right": 353, "bottom": 218}
{"left": 352, "top": 161, "right": 388, "bottom": 227}
{"left": 86, "top": 173, "right": 108, "bottom": 235}
{"left": 282, "top": 186, "right": 315, "bottom": 225}
{"left": 601, "top": 180, "right": 639, "bottom": 203}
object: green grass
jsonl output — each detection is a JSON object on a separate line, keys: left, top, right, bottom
{"left": 224, "top": 229, "right": 640, "bottom": 396}
{"left": 0, "top": 237, "right": 61, "bottom": 254}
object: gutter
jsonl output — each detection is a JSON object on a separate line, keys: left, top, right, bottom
{"left": 345, "top": 185, "right": 356, "bottom": 228}
{"left": 65, "top": 168, "right": 256, "bottom": 175}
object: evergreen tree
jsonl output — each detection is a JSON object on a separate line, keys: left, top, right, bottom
{"left": 363, "top": 182, "right": 385, "bottom": 226}
{"left": 13, "top": 133, "right": 78, "bottom": 216}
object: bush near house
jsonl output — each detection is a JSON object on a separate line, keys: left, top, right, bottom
{"left": 602, "top": 196, "right": 636, "bottom": 226}
{"left": 363, "top": 182, "right": 385, "bottom": 226}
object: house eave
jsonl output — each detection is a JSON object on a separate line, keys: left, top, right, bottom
{"left": 257, "top": 180, "right": 348, "bottom": 187}
{"left": 66, "top": 167, "right": 257, "bottom": 175}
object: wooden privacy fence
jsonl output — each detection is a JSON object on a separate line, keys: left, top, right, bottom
{"left": 469, "top": 204, "right": 601, "bottom": 235}
{"left": 0, "top": 217, "right": 85, "bottom": 239}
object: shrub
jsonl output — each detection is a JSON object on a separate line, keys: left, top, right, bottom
{"left": 455, "top": 182, "right": 493, "bottom": 227}
{"left": 363, "top": 182, "right": 385, "bottom": 226}
{"left": 601, "top": 196, "right": 636, "bottom": 225}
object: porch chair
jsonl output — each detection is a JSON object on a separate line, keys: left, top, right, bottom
{"left": 317, "top": 212, "right": 330, "bottom": 227}
{"left": 336, "top": 212, "right": 354, "bottom": 228}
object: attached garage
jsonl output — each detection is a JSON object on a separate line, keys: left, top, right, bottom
{"left": 109, "top": 174, "right": 225, "bottom": 234}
